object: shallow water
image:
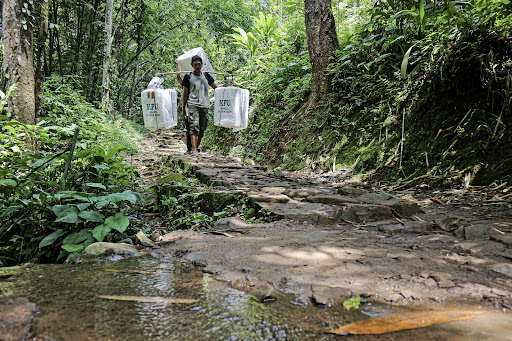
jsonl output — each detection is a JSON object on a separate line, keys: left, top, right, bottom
{"left": 3, "top": 257, "right": 512, "bottom": 340}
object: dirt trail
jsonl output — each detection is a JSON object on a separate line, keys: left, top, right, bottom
{"left": 135, "top": 130, "right": 512, "bottom": 310}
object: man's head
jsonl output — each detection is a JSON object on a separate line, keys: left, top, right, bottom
{"left": 191, "top": 55, "right": 203, "bottom": 71}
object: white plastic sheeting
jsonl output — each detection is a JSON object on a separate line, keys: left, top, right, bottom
{"left": 147, "top": 76, "right": 164, "bottom": 89}
{"left": 214, "top": 87, "right": 249, "bottom": 132}
{"left": 141, "top": 89, "right": 178, "bottom": 130}
{"left": 176, "top": 47, "right": 216, "bottom": 80}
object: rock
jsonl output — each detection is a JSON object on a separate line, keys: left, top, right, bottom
{"left": 248, "top": 192, "right": 291, "bottom": 203}
{"left": 453, "top": 241, "right": 506, "bottom": 256}
{"left": 336, "top": 204, "right": 394, "bottom": 223}
{"left": 136, "top": 231, "right": 156, "bottom": 247}
{"left": 464, "top": 224, "right": 500, "bottom": 240}
{"left": 228, "top": 277, "right": 277, "bottom": 301}
{"left": 257, "top": 202, "right": 338, "bottom": 225}
{"left": 432, "top": 272, "right": 456, "bottom": 288}
{"left": 436, "top": 217, "right": 459, "bottom": 232}
{"left": 304, "top": 194, "right": 359, "bottom": 205}
{"left": 160, "top": 230, "right": 199, "bottom": 244}
{"left": 400, "top": 290, "right": 418, "bottom": 300}
{"left": 356, "top": 192, "right": 393, "bottom": 204}
{"left": 283, "top": 188, "right": 328, "bottom": 198}
{"left": 337, "top": 186, "right": 366, "bottom": 196}
{"left": 260, "top": 187, "right": 287, "bottom": 195}
{"left": 383, "top": 293, "right": 403, "bottom": 303}
{"left": 491, "top": 234, "right": 512, "bottom": 246}
{"left": 0, "top": 296, "right": 37, "bottom": 341}
{"left": 215, "top": 216, "right": 254, "bottom": 229}
{"left": 389, "top": 200, "right": 422, "bottom": 217}
{"left": 311, "top": 284, "right": 352, "bottom": 307}
{"left": 501, "top": 249, "right": 512, "bottom": 260}
{"left": 379, "top": 221, "right": 435, "bottom": 235}
{"left": 82, "top": 242, "right": 139, "bottom": 257}
{"left": 490, "top": 263, "right": 512, "bottom": 278}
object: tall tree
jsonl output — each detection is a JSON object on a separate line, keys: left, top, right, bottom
{"left": 35, "top": 0, "right": 49, "bottom": 119}
{"left": 304, "top": 0, "right": 340, "bottom": 102}
{"left": 2, "top": 0, "right": 36, "bottom": 124}
{"left": 101, "top": 0, "right": 114, "bottom": 115}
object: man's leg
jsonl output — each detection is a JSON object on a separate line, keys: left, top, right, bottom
{"left": 197, "top": 107, "right": 209, "bottom": 150}
{"left": 188, "top": 105, "right": 201, "bottom": 154}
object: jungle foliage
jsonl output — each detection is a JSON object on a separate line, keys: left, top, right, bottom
{"left": 206, "top": 0, "right": 512, "bottom": 186}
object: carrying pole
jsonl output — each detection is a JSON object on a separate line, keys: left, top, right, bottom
{"left": 154, "top": 71, "right": 241, "bottom": 77}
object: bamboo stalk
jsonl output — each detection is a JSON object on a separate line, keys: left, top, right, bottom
{"left": 154, "top": 71, "right": 241, "bottom": 77}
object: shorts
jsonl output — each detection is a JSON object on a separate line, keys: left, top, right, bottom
{"left": 188, "top": 104, "right": 208, "bottom": 136}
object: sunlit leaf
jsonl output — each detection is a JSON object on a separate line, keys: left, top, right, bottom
{"left": 98, "top": 295, "right": 198, "bottom": 304}
{"left": 343, "top": 296, "right": 361, "bottom": 311}
{"left": 62, "top": 229, "right": 92, "bottom": 245}
{"left": 329, "top": 310, "right": 483, "bottom": 335}
{"left": 105, "top": 213, "right": 129, "bottom": 233}
{"left": 92, "top": 224, "right": 111, "bottom": 242}
{"left": 85, "top": 182, "right": 107, "bottom": 190}
{"left": 61, "top": 243, "right": 85, "bottom": 252}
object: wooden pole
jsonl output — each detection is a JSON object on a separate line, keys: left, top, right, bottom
{"left": 154, "top": 71, "right": 241, "bottom": 77}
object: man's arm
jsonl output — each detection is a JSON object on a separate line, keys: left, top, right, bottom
{"left": 182, "top": 86, "right": 189, "bottom": 119}
{"left": 207, "top": 73, "right": 234, "bottom": 89}
{"left": 175, "top": 60, "right": 183, "bottom": 85}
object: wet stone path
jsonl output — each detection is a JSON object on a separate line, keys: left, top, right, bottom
{"left": 135, "top": 130, "right": 512, "bottom": 315}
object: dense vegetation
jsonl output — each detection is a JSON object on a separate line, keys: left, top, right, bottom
{"left": 1, "top": 0, "right": 511, "bottom": 265}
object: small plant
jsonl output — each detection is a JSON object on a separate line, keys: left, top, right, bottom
{"left": 343, "top": 296, "right": 361, "bottom": 311}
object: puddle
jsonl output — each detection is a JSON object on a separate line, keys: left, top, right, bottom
{"left": 2, "top": 257, "right": 511, "bottom": 340}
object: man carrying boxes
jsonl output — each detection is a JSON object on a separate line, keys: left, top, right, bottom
{"left": 180, "top": 55, "right": 233, "bottom": 155}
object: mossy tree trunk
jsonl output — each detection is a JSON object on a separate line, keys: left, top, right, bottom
{"left": 304, "top": 0, "right": 340, "bottom": 103}
{"left": 2, "top": 0, "right": 36, "bottom": 124}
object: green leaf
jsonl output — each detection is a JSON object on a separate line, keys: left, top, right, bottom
{"left": 52, "top": 204, "right": 70, "bottom": 216}
{"left": 106, "top": 190, "right": 138, "bottom": 204}
{"left": 85, "top": 182, "right": 107, "bottom": 190}
{"left": 62, "top": 229, "right": 92, "bottom": 245}
{"left": 62, "top": 244, "right": 85, "bottom": 252}
{"left": 401, "top": 44, "right": 416, "bottom": 79}
{"left": 105, "top": 213, "right": 129, "bottom": 233}
{"left": 39, "top": 229, "right": 65, "bottom": 248}
{"left": 94, "top": 149, "right": 106, "bottom": 163}
{"left": 92, "top": 224, "right": 111, "bottom": 242}
{"left": 0, "top": 179, "right": 17, "bottom": 187}
{"left": 105, "top": 145, "right": 125, "bottom": 162}
{"left": 55, "top": 207, "right": 82, "bottom": 223}
{"left": 343, "top": 296, "right": 361, "bottom": 311}
{"left": 76, "top": 203, "right": 92, "bottom": 211}
{"left": 78, "top": 210, "right": 105, "bottom": 222}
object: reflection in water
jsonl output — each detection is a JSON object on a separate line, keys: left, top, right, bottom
{"left": 2, "top": 258, "right": 511, "bottom": 340}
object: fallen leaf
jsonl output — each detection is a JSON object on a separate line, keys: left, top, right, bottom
{"left": 343, "top": 296, "right": 361, "bottom": 311}
{"left": 430, "top": 198, "right": 447, "bottom": 205}
{"left": 98, "top": 295, "right": 198, "bottom": 304}
{"left": 329, "top": 310, "right": 483, "bottom": 335}
{"left": 387, "top": 253, "right": 398, "bottom": 259}
{"left": 104, "top": 269, "right": 157, "bottom": 275}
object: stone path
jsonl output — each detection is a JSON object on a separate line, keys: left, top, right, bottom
{"left": 134, "top": 129, "right": 512, "bottom": 309}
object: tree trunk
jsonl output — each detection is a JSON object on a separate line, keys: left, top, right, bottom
{"left": 304, "top": 0, "right": 340, "bottom": 102}
{"left": 35, "top": 0, "right": 49, "bottom": 120}
{"left": 101, "top": 0, "right": 114, "bottom": 116}
{"left": 2, "top": 0, "right": 36, "bottom": 124}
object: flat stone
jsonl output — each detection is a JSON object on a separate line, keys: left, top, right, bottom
{"left": 491, "top": 234, "right": 512, "bottom": 246}
{"left": 356, "top": 193, "right": 393, "bottom": 204}
{"left": 453, "top": 241, "right": 506, "bottom": 256}
{"left": 257, "top": 202, "right": 338, "bottom": 224}
{"left": 389, "top": 200, "right": 422, "bottom": 217}
{"left": 248, "top": 192, "right": 291, "bottom": 203}
{"left": 336, "top": 204, "right": 394, "bottom": 223}
{"left": 383, "top": 293, "right": 403, "bottom": 303}
{"left": 304, "top": 194, "right": 359, "bottom": 205}
{"left": 228, "top": 277, "right": 277, "bottom": 301}
{"left": 337, "top": 186, "right": 366, "bottom": 196}
{"left": 82, "top": 242, "right": 139, "bottom": 257}
{"left": 464, "top": 224, "right": 501, "bottom": 240}
{"left": 416, "top": 234, "right": 458, "bottom": 243}
{"left": 160, "top": 230, "right": 199, "bottom": 244}
{"left": 311, "top": 284, "right": 352, "bottom": 307}
{"left": 435, "top": 217, "right": 459, "bottom": 232}
{"left": 215, "top": 216, "right": 258, "bottom": 229}
{"left": 0, "top": 296, "right": 37, "bottom": 341}
{"left": 379, "top": 221, "right": 435, "bottom": 235}
{"left": 400, "top": 290, "right": 418, "bottom": 300}
{"left": 501, "top": 249, "right": 512, "bottom": 260}
{"left": 282, "top": 188, "right": 328, "bottom": 198}
{"left": 490, "top": 263, "right": 512, "bottom": 278}
{"left": 194, "top": 168, "right": 220, "bottom": 181}
{"left": 432, "top": 272, "right": 456, "bottom": 288}
{"left": 260, "top": 187, "right": 287, "bottom": 194}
